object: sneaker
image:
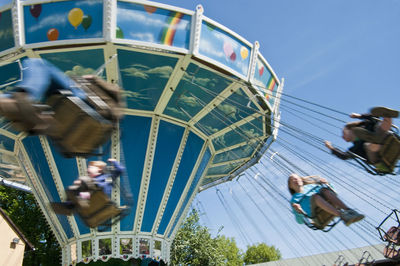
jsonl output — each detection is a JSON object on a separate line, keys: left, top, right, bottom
{"left": 370, "top": 107, "right": 399, "bottom": 118}
{"left": 340, "top": 209, "right": 365, "bottom": 226}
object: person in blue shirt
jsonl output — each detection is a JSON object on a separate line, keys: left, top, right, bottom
{"left": 0, "top": 58, "right": 123, "bottom": 141}
{"left": 288, "top": 173, "right": 364, "bottom": 226}
{"left": 52, "top": 158, "right": 125, "bottom": 215}
{"left": 87, "top": 158, "right": 124, "bottom": 197}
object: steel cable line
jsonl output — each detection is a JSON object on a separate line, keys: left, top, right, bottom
{"left": 274, "top": 139, "right": 400, "bottom": 210}
{"left": 244, "top": 171, "right": 345, "bottom": 263}
{"left": 236, "top": 178, "right": 309, "bottom": 261}
{"left": 244, "top": 171, "right": 345, "bottom": 254}
{"left": 242, "top": 175, "right": 324, "bottom": 264}
{"left": 185, "top": 64, "right": 349, "bottom": 124}
{"left": 225, "top": 184, "right": 270, "bottom": 243}
{"left": 253, "top": 154, "right": 390, "bottom": 249}
{"left": 272, "top": 137, "right": 399, "bottom": 212}
{"left": 279, "top": 104, "right": 342, "bottom": 136}
{"left": 183, "top": 69, "right": 398, "bottom": 258}
{"left": 215, "top": 188, "right": 252, "bottom": 246}
{"left": 195, "top": 198, "right": 213, "bottom": 229}
{"left": 190, "top": 89, "right": 397, "bottom": 229}
{"left": 350, "top": 224, "right": 383, "bottom": 255}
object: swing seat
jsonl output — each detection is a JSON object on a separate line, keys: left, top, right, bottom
{"left": 71, "top": 75, "right": 124, "bottom": 122}
{"left": 383, "top": 244, "right": 400, "bottom": 259}
{"left": 46, "top": 93, "right": 113, "bottom": 157}
{"left": 311, "top": 206, "right": 336, "bottom": 230}
{"left": 377, "top": 134, "right": 400, "bottom": 173}
{"left": 384, "top": 226, "right": 400, "bottom": 245}
{"left": 301, "top": 186, "right": 341, "bottom": 232}
{"left": 75, "top": 191, "right": 125, "bottom": 228}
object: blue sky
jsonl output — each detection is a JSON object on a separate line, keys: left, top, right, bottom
{"left": 156, "top": 0, "right": 400, "bottom": 260}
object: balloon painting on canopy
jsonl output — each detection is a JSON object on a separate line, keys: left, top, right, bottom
{"left": 24, "top": 1, "right": 102, "bottom": 44}
{"left": 47, "top": 28, "right": 59, "bottom": 41}
{"left": 29, "top": 4, "right": 42, "bottom": 19}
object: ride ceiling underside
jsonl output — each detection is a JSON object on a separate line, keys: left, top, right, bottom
{"left": 0, "top": 0, "right": 282, "bottom": 264}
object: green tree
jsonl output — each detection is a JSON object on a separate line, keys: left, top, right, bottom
{"left": 215, "top": 235, "right": 243, "bottom": 266}
{"left": 170, "top": 209, "right": 226, "bottom": 265}
{"left": 0, "top": 186, "right": 61, "bottom": 266}
{"left": 244, "top": 243, "right": 281, "bottom": 264}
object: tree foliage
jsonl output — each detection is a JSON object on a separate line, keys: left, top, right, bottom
{"left": 170, "top": 209, "right": 280, "bottom": 265}
{"left": 0, "top": 186, "right": 61, "bottom": 266}
{"left": 170, "top": 209, "right": 225, "bottom": 265}
{"left": 244, "top": 243, "right": 281, "bottom": 264}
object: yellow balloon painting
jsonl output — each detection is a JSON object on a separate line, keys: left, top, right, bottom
{"left": 240, "top": 46, "right": 249, "bottom": 60}
{"left": 68, "top": 8, "right": 84, "bottom": 29}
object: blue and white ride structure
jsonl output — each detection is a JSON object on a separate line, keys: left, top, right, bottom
{"left": 0, "top": 0, "right": 282, "bottom": 264}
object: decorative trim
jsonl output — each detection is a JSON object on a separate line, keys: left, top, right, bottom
{"left": 163, "top": 140, "right": 210, "bottom": 237}
{"left": 154, "top": 54, "right": 192, "bottom": 115}
{"left": 39, "top": 136, "right": 80, "bottom": 238}
{"left": 151, "top": 127, "right": 190, "bottom": 234}
{"left": 133, "top": 115, "right": 160, "bottom": 233}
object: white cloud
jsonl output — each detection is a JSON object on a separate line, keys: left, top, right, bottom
{"left": 128, "top": 32, "right": 155, "bottom": 43}
{"left": 27, "top": 11, "right": 68, "bottom": 33}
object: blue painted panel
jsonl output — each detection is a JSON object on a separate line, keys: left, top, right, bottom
{"left": 0, "top": 61, "right": 20, "bottom": 88}
{"left": 23, "top": 136, "right": 73, "bottom": 238}
{"left": 254, "top": 56, "right": 279, "bottom": 109}
{"left": 199, "top": 21, "right": 251, "bottom": 77}
{"left": 206, "top": 161, "right": 242, "bottom": 176}
{"left": 49, "top": 141, "right": 90, "bottom": 234}
{"left": 167, "top": 148, "right": 211, "bottom": 238}
{"left": 40, "top": 49, "right": 106, "bottom": 79}
{"left": 212, "top": 116, "right": 264, "bottom": 151}
{"left": 0, "top": 134, "right": 14, "bottom": 151}
{"left": 0, "top": 9, "right": 14, "bottom": 52}
{"left": 163, "top": 63, "right": 231, "bottom": 122}
{"left": 196, "top": 88, "right": 257, "bottom": 135}
{"left": 117, "top": 49, "right": 178, "bottom": 111}
{"left": 157, "top": 132, "right": 204, "bottom": 235}
{"left": 212, "top": 144, "right": 253, "bottom": 164}
{"left": 119, "top": 116, "right": 152, "bottom": 231}
{"left": 141, "top": 120, "right": 184, "bottom": 232}
{"left": 117, "top": 1, "right": 191, "bottom": 49}
{"left": 24, "top": 0, "right": 103, "bottom": 44}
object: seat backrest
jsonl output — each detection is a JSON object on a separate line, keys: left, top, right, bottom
{"left": 384, "top": 226, "right": 400, "bottom": 245}
{"left": 312, "top": 207, "right": 335, "bottom": 229}
{"left": 379, "top": 134, "right": 400, "bottom": 171}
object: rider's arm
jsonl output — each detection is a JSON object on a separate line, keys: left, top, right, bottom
{"left": 107, "top": 159, "right": 125, "bottom": 181}
{"left": 325, "top": 141, "right": 353, "bottom": 160}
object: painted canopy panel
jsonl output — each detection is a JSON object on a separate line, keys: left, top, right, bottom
{"left": 119, "top": 115, "right": 152, "bottom": 231}
{"left": 167, "top": 148, "right": 211, "bottom": 238}
{"left": 23, "top": 0, "right": 103, "bottom": 44}
{"left": 49, "top": 141, "right": 91, "bottom": 235}
{"left": 157, "top": 131, "right": 204, "bottom": 235}
{"left": 212, "top": 117, "right": 264, "bottom": 151}
{"left": 117, "top": 1, "right": 191, "bottom": 49}
{"left": 0, "top": 61, "right": 20, "bottom": 87}
{"left": 254, "top": 56, "right": 279, "bottom": 109}
{"left": 141, "top": 120, "right": 184, "bottom": 232}
{"left": 40, "top": 49, "right": 106, "bottom": 78}
{"left": 0, "top": 8, "right": 13, "bottom": 52}
{"left": 206, "top": 161, "right": 242, "bottom": 176}
{"left": 163, "top": 63, "right": 231, "bottom": 121}
{"left": 212, "top": 144, "right": 254, "bottom": 164}
{"left": 22, "top": 136, "right": 74, "bottom": 239}
{"left": 196, "top": 87, "right": 259, "bottom": 135}
{"left": 199, "top": 21, "right": 251, "bottom": 77}
{"left": 117, "top": 49, "right": 178, "bottom": 111}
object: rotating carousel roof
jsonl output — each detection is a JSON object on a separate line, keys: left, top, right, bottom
{"left": 0, "top": 0, "right": 282, "bottom": 263}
